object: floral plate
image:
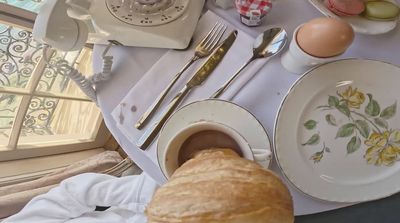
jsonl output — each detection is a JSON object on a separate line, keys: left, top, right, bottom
{"left": 309, "top": 0, "right": 398, "bottom": 35}
{"left": 274, "top": 59, "right": 400, "bottom": 202}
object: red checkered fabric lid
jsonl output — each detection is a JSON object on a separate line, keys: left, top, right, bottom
{"left": 235, "top": 0, "right": 273, "bottom": 17}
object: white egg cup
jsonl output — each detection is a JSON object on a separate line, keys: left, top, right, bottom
{"left": 281, "top": 25, "right": 342, "bottom": 74}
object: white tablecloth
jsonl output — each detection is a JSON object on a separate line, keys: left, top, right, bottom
{"left": 93, "top": 0, "right": 400, "bottom": 216}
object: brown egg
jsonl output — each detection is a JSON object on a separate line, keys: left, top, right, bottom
{"left": 296, "top": 17, "right": 354, "bottom": 58}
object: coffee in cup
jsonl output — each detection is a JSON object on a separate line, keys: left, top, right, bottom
{"left": 161, "top": 121, "right": 270, "bottom": 179}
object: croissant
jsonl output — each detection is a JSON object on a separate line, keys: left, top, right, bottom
{"left": 146, "top": 148, "right": 294, "bottom": 223}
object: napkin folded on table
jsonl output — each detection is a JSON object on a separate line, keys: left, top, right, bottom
{"left": 111, "top": 11, "right": 269, "bottom": 160}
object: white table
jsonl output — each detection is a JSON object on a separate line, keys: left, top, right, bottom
{"left": 93, "top": 0, "right": 400, "bottom": 216}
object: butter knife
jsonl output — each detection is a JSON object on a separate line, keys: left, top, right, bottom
{"left": 137, "top": 30, "right": 238, "bottom": 149}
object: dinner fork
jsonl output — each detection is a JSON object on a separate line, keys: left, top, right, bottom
{"left": 135, "top": 22, "right": 227, "bottom": 129}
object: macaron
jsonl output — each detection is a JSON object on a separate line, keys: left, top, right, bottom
{"left": 325, "top": 0, "right": 365, "bottom": 16}
{"left": 362, "top": 1, "right": 400, "bottom": 21}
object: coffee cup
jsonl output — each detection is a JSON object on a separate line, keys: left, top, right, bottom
{"left": 161, "top": 121, "right": 271, "bottom": 179}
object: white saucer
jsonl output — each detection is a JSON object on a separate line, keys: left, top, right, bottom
{"left": 309, "top": 0, "right": 398, "bottom": 35}
{"left": 157, "top": 99, "right": 272, "bottom": 179}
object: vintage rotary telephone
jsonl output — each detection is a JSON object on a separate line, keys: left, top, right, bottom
{"left": 33, "top": 0, "right": 205, "bottom": 51}
{"left": 32, "top": 0, "right": 204, "bottom": 102}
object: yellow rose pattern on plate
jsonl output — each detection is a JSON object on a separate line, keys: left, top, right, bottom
{"left": 302, "top": 86, "right": 399, "bottom": 166}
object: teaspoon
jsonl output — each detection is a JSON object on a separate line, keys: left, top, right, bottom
{"left": 211, "top": 27, "right": 288, "bottom": 98}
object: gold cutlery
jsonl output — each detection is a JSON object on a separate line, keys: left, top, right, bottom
{"left": 137, "top": 30, "right": 238, "bottom": 150}
{"left": 135, "top": 22, "right": 228, "bottom": 130}
{"left": 210, "top": 28, "right": 288, "bottom": 98}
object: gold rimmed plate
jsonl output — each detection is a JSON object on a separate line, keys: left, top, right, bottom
{"left": 309, "top": 0, "right": 398, "bottom": 35}
{"left": 274, "top": 59, "right": 400, "bottom": 202}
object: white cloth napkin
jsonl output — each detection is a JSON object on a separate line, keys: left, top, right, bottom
{"left": 2, "top": 173, "right": 158, "bottom": 223}
{"left": 111, "top": 11, "right": 267, "bottom": 160}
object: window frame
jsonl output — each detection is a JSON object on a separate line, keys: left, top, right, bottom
{"left": 0, "top": 3, "right": 110, "bottom": 162}
{"left": 0, "top": 3, "right": 36, "bottom": 30}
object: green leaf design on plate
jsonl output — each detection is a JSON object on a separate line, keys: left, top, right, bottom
{"left": 304, "top": 120, "right": 317, "bottom": 130}
{"left": 374, "top": 117, "right": 388, "bottom": 129}
{"left": 310, "top": 151, "right": 324, "bottom": 163}
{"left": 380, "top": 102, "right": 397, "bottom": 120}
{"left": 347, "top": 136, "right": 361, "bottom": 154}
{"left": 336, "top": 123, "right": 355, "bottom": 138}
{"left": 325, "top": 114, "right": 337, "bottom": 126}
{"left": 389, "top": 130, "right": 400, "bottom": 144}
{"left": 365, "top": 94, "right": 380, "bottom": 117}
{"left": 328, "top": 96, "right": 339, "bottom": 107}
{"left": 355, "top": 120, "right": 370, "bottom": 138}
{"left": 337, "top": 103, "right": 350, "bottom": 117}
{"left": 302, "top": 134, "right": 320, "bottom": 146}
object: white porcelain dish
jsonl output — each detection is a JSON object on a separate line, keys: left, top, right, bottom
{"left": 158, "top": 99, "right": 272, "bottom": 179}
{"left": 308, "top": 0, "right": 398, "bottom": 35}
{"left": 274, "top": 59, "right": 400, "bottom": 202}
